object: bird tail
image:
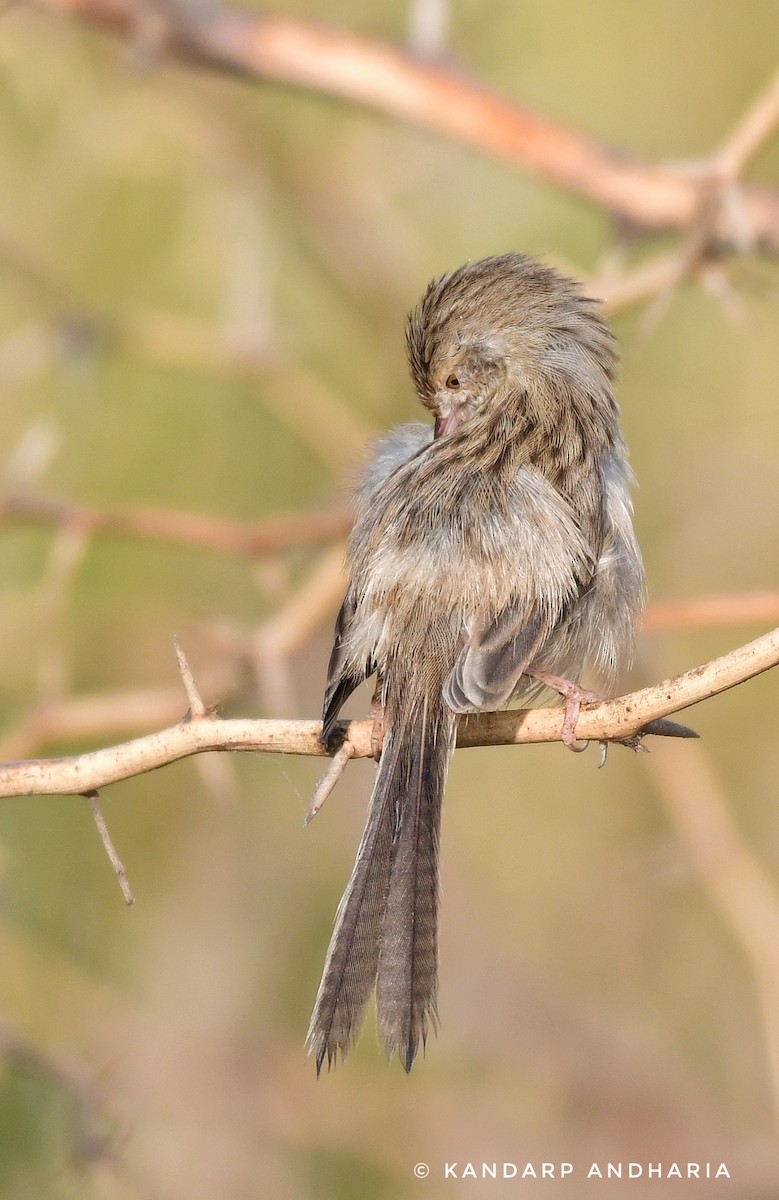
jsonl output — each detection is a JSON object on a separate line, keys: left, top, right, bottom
{"left": 307, "top": 695, "right": 455, "bottom": 1073}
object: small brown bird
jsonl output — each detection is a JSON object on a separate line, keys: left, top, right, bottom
{"left": 307, "top": 253, "right": 645, "bottom": 1073}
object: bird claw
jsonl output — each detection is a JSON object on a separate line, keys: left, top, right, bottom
{"left": 596, "top": 732, "right": 649, "bottom": 768}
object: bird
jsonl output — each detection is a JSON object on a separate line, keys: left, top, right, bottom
{"left": 306, "top": 252, "right": 645, "bottom": 1073}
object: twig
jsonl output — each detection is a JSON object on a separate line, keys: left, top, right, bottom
{"left": 407, "top": 0, "right": 449, "bottom": 58}
{"left": 84, "top": 789, "right": 135, "bottom": 906}
{"left": 713, "top": 67, "right": 779, "bottom": 182}
{"left": 635, "top": 197, "right": 720, "bottom": 340}
{"left": 0, "top": 628, "right": 774, "bottom": 799}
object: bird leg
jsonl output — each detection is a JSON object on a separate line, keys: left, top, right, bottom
{"left": 370, "top": 679, "right": 385, "bottom": 762}
{"left": 524, "top": 668, "right": 605, "bottom": 752}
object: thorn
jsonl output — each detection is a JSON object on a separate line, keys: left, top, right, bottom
{"left": 173, "top": 634, "right": 207, "bottom": 718}
{"left": 84, "top": 789, "right": 135, "bottom": 907}
{"left": 640, "top": 717, "right": 699, "bottom": 739}
{"left": 305, "top": 739, "right": 354, "bottom": 825}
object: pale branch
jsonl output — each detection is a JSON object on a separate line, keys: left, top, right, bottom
{"left": 0, "top": 628, "right": 775, "bottom": 800}
{"left": 36, "top": 0, "right": 779, "bottom": 253}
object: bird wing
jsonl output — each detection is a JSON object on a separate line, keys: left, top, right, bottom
{"left": 443, "top": 603, "right": 550, "bottom": 712}
{"left": 321, "top": 591, "right": 374, "bottom": 742}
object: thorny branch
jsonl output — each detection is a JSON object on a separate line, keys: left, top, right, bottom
{"left": 0, "top": 627, "right": 775, "bottom": 800}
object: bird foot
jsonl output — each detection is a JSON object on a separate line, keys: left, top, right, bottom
{"left": 525, "top": 669, "right": 605, "bottom": 753}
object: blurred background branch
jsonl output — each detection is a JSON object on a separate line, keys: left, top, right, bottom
{"left": 645, "top": 739, "right": 779, "bottom": 1135}
{"left": 0, "top": 488, "right": 351, "bottom": 557}
{"left": 33, "top": 0, "right": 779, "bottom": 251}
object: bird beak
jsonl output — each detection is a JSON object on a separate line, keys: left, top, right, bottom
{"left": 434, "top": 410, "right": 462, "bottom": 439}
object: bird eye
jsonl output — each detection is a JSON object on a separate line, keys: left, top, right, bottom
{"left": 445, "top": 374, "right": 461, "bottom": 390}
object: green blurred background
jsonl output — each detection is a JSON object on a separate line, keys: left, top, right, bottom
{"left": 1, "top": 1, "right": 778, "bottom": 1196}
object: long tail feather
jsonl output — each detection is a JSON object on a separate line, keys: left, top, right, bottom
{"left": 307, "top": 697, "right": 455, "bottom": 1072}
{"left": 376, "top": 698, "right": 455, "bottom": 1070}
{"left": 306, "top": 734, "right": 399, "bottom": 1073}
